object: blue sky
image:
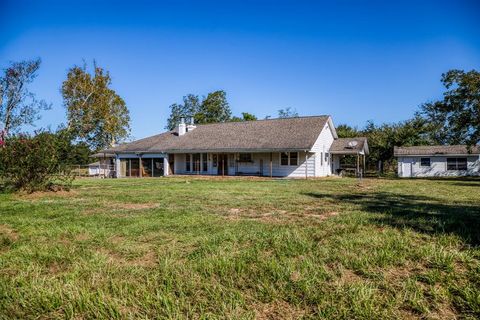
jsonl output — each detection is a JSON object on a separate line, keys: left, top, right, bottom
{"left": 1, "top": 0, "right": 479, "bottom": 139}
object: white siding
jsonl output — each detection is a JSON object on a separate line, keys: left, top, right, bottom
{"left": 172, "top": 151, "right": 316, "bottom": 177}
{"left": 397, "top": 156, "right": 480, "bottom": 177}
{"left": 310, "top": 121, "right": 335, "bottom": 176}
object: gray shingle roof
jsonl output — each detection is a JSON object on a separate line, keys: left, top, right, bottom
{"left": 330, "top": 137, "right": 369, "bottom": 154}
{"left": 394, "top": 145, "right": 480, "bottom": 156}
{"left": 104, "top": 116, "right": 331, "bottom": 153}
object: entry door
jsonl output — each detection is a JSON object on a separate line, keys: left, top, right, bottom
{"left": 402, "top": 158, "right": 412, "bottom": 177}
{"left": 217, "top": 154, "right": 228, "bottom": 175}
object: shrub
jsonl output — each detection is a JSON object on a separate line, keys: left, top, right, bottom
{"left": 0, "top": 130, "right": 75, "bottom": 193}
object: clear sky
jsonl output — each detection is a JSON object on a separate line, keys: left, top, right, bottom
{"left": 1, "top": 0, "right": 479, "bottom": 139}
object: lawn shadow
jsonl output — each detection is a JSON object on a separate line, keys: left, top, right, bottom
{"left": 303, "top": 191, "right": 480, "bottom": 246}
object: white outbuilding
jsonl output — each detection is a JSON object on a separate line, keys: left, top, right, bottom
{"left": 394, "top": 145, "right": 480, "bottom": 178}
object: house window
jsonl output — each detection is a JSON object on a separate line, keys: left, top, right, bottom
{"left": 186, "top": 154, "right": 191, "bottom": 172}
{"left": 420, "top": 158, "right": 431, "bottom": 167}
{"left": 193, "top": 154, "right": 201, "bottom": 172}
{"left": 280, "top": 152, "right": 299, "bottom": 166}
{"left": 202, "top": 153, "right": 208, "bottom": 172}
{"left": 320, "top": 152, "right": 323, "bottom": 165}
{"left": 280, "top": 152, "right": 289, "bottom": 166}
{"left": 238, "top": 153, "right": 252, "bottom": 162}
{"left": 212, "top": 154, "right": 218, "bottom": 167}
{"left": 290, "top": 152, "right": 298, "bottom": 166}
{"left": 447, "top": 157, "right": 467, "bottom": 170}
{"left": 325, "top": 152, "right": 329, "bottom": 163}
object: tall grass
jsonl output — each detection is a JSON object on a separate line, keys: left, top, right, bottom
{"left": 0, "top": 177, "right": 479, "bottom": 319}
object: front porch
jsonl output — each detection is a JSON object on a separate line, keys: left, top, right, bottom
{"left": 173, "top": 151, "right": 316, "bottom": 178}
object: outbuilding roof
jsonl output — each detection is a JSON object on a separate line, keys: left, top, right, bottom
{"left": 330, "top": 137, "right": 369, "bottom": 154}
{"left": 394, "top": 145, "right": 480, "bottom": 156}
{"left": 103, "top": 116, "right": 333, "bottom": 154}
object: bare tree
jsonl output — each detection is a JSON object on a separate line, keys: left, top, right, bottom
{"left": 0, "top": 59, "right": 50, "bottom": 136}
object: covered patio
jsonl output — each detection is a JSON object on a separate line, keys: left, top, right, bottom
{"left": 329, "top": 138, "right": 369, "bottom": 177}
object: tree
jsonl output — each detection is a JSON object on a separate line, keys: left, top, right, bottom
{"left": 230, "top": 112, "right": 257, "bottom": 122}
{"left": 62, "top": 62, "right": 130, "bottom": 151}
{"left": 278, "top": 107, "right": 299, "bottom": 118}
{"left": 165, "top": 94, "right": 200, "bottom": 130}
{"left": 0, "top": 59, "right": 50, "bottom": 136}
{"left": 420, "top": 69, "right": 480, "bottom": 147}
{"left": 362, "top": 117, "right": 431, "bottom": 173}
{"left": 336, "top": 124, "right": 360, "bottom": 138}
{"left": 0, "top": 129, "right": 74, "bottom": 192}
{"left": 196, "top": 90, "right": 232, "bottom": 124}
{"left": 166, "top": 90, "right": 232, "bottom": 129}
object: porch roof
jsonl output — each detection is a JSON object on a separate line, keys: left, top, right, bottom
{"left": 329, "top": 137, "right": 369, "bottom": 155}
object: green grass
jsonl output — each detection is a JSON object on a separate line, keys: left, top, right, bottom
{"left": 0, "top": 176, "right": 479, "bottom": 319}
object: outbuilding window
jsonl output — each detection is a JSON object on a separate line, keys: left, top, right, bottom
{"left": 420, "top": 158, "right": 430, "bottom": 167}
{"left": 447, "top": 158, "right": 467, "bottom": 170}
{"left": 280, "top": 152, "right": 299, "bottom": 166}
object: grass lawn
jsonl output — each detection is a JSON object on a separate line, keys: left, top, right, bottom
{"left": 1, "top": 177, "right": 480, "bottom": 319}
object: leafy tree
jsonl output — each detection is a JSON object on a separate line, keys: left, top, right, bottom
{"left": 230, "top": 112, "right": 257, "bottom": 122}
{"left": 166, "top": 90, "right": 232, "bottom": 129}
{"left": 278, "top": 107, "right": 299, "bottom": 118}
{"left": 362, "top": 117, "right": 431, "bottom": 173}
{"left": 165, "top": 94, "right": 200, "bottom": 130}
{"left": 0, "top": 59, "right": 50, "bottom": 136}
{"left": 420, "top": 69, "right": 480, "bottom": 147}
{"left": 0, "top": 130, "right": 74, "bottom": 192}
{"left": 196, "top": 90, "right": 232, "bottom": 124}
{"left": 336, "top": 124, "right": 360, "bottom": 138}
{"left": 62, "top": 62, "right": 130, "bottom": 151}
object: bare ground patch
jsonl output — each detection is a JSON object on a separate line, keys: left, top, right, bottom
{"left": 223, "top": 207, "right": 339, "bottom": 223}
{"left": 16, "top": 189, "right": 78, "bottom": 200}
{"left": 99, "top": 248, "right": 158, "bottom": 268}
{"left": 253, "top": 300, "right": 306, "bottom": 320}
{"left": 81, "top": 202, "right": 159, "bottom": 216}
{"left": 0, "top": 224, "right": 19, "bottom": 242}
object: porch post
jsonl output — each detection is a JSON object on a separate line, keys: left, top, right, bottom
{"left": 305, "top": 152, "right": 308, "bottom": 179}
{"left": 363, "top": 154, "right": 366, "bottom": 175}
{"left": 103, "top": 153, "right": 106, "bottom": 178}
{"left": 115, "top": 156, "right": 121, "bottom": 178}
{"left": 139, "top": 155, "right": 143, "bottom": 178}
{"left": 270, "top": 152, "right": 273, "bottom": 178}
{"left": 222, "top": 155, "right": 225, "bottom": 177}
{"left": 356, "top": 153, "right": 360, "bottom": 177}
{"left": 163, "top": 156, "right": 169, "bottom": 176}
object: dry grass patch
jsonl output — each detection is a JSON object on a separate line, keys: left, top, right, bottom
{"left": 223, "top": 206, "right": 339, "bottom": 224}
{"left": 254, "top": 300, "right": 306, "bottom": 320}
{"left": 107, "top": 202, "right": 159, "bottom": 210}
{"left": 0, "top": 224, "right": 19, "bottom": 242}
{"left": 15, "top": 189, "right": 78, "bottom": 200}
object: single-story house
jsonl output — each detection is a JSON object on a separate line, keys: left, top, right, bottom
{"left": 394, "top": 145, "right": 480, "bottom": 177}
{"left": 95, "top": 116, "right": 369, "bottom": 178}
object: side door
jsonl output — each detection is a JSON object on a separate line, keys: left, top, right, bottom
{"left": 402, "top": 158, "right": 412, "bottom": 177}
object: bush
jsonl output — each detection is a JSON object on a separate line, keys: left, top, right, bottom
{"left": 0, "top": 130, "right": 75, "bottom": 193}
